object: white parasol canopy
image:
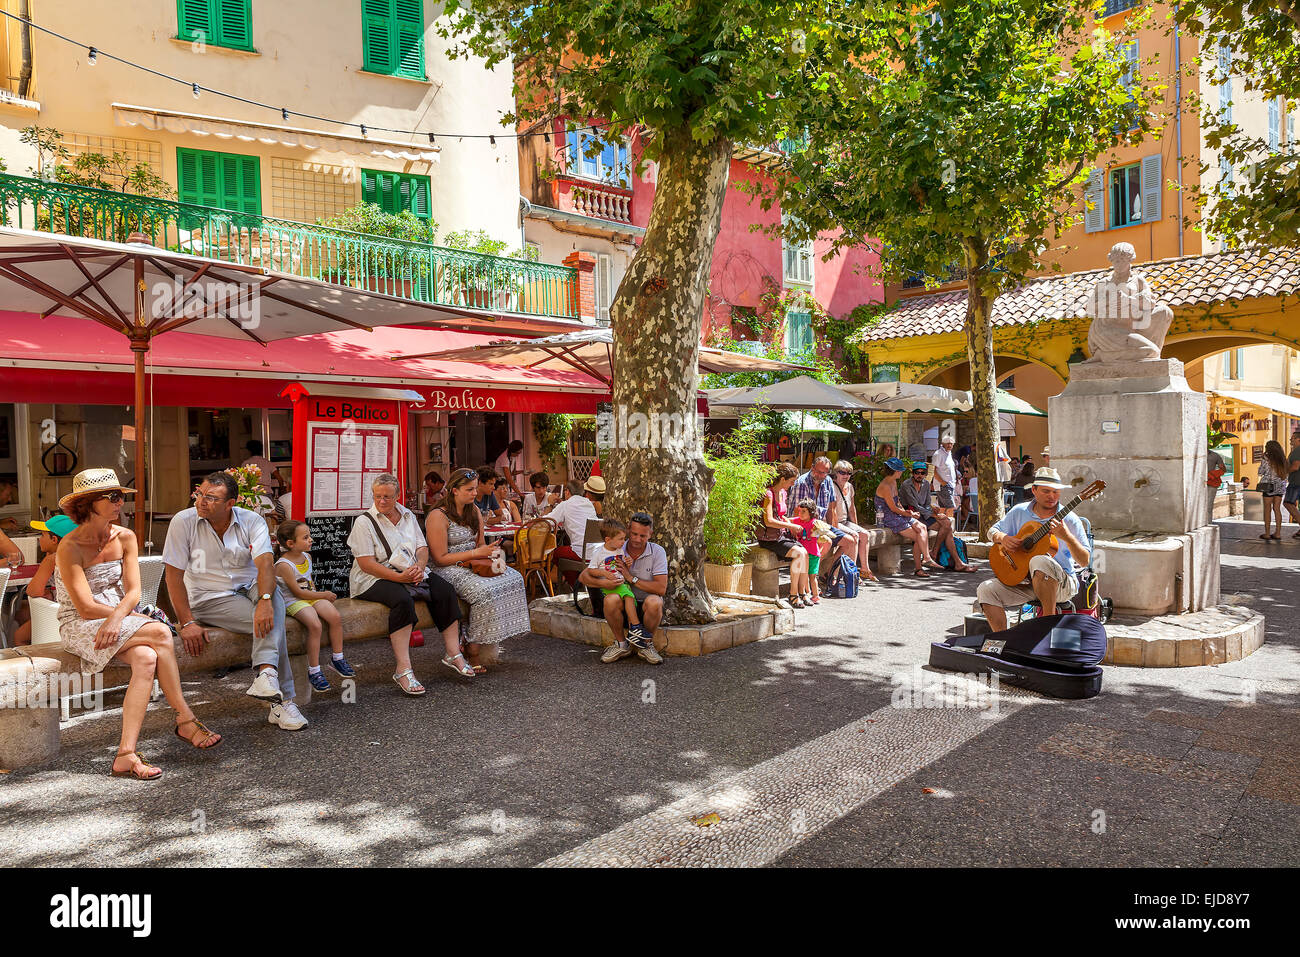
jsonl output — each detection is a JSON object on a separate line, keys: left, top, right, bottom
{"left": 702, "top": 375, "right": 871, "bottom": 412}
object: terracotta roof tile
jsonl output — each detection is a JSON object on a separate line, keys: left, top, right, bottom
{"left": 860, "top": 247, "right": 1300, "bottom": 343}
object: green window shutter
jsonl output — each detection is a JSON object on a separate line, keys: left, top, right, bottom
{"left": 177, "top": 148, "right": 259, "bottom": 215}
{"left": 361, "top": 169, "right": 431, "bottom": 220}
{"left": 177, "top": 0, "right": 213, "bottom": 43}
{"left": 393, "top": 0, "right": 425, "bottom": 78}
{"left": 362, "top": 0, "right": 396, "bottom": 74}
{"left": 361, "top": 169, "right": 380, "bottom": 206}
{"left": 215, "top": 0, "right": 252, "bottom": 50}
{"left": 408, "top": 177, "right": 430, "bottom": 219}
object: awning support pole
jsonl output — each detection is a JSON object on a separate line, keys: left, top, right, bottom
{"left": 131, "top": 253, "right": 148, "bottom": 528}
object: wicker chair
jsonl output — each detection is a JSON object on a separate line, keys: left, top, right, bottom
{"left": 513, "top": 519, "right": 557, "bottom": 600}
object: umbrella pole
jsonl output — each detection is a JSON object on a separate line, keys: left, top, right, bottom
{"left": 131, "top": 253, "right": 148, "bottom": 531}
{"left": 799, "top": 410, "right": 805, "bottom": 469}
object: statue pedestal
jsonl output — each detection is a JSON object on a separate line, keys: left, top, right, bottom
{"left": 1050, "top": 357, "right": 1220, "bottom": 615}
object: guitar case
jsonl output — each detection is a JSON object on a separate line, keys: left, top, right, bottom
{"left": 929, "top": 613, "right": 1106, "bottom": 699}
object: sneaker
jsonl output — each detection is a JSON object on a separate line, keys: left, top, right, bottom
{"left": 327, "top": 656, "right": 356, "bottom": 679}
{"left": 634, "top": 641, "right": 663, "bottom": 666}
{"left": 625, "top": 624, "right": 650, "bottom": 647}
{"left": 246, "top": 668, "right": 283, "bottom": 703}
{"left": 600, "top": 641, "right": 633, "bottom": 663}
{"left": 308, "top": 670, "right": 332, "bottom": 693}
{"left": 268, "top": 701, "right": 308, "bottom": 731}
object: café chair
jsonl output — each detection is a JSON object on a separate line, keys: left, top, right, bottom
{"left": 514, "top": 519, "right": 557, "bottom": 600}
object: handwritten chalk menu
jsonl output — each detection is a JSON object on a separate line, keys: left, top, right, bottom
{"left": 306, "top": 515, "right": 355, "bottom": 597}
{"left": 307, "top": 423, "right": 396, "bottom": 516}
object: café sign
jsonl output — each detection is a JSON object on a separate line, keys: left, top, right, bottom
{"left": 426, "top": 388, "right": 499, "bottom": 411}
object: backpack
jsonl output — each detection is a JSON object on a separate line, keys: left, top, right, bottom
{"left": 937, "top": 537, "right": 968, "bottom": 570}
{"left": 827, "top": 554, "right": 859, "bottom": 598}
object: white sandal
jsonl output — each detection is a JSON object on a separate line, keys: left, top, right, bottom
{"left": 442, "top": 653, "right": 475, "bottom": 677}
{"left": 392, "top": 669, "right": 426, "bottom": 696}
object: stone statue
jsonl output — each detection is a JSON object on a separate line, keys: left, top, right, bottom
{"left": 1082, "top": 242, "right": 1173, "bottom": 363}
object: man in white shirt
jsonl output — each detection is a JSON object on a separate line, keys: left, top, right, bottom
{"left": 163, "top": 471, "right": 306, "bottom": 730}
{"left": 547, "top": 475, "right": 604, "bottom": 565}
{"left": 932, "top": 434, "right": 958, "bottom": 521}
{"left": 493, "top": 440, "right": 527, "bottom": 499}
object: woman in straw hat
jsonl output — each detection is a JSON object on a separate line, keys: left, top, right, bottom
{"left": 55, "top": 469, "right": 221, "bottom": 780}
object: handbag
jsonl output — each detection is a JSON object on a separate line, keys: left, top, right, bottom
{"left": 363, "top": 511, "right": 428, "bottom": 595}
{"left": 457, "top": 549, "right": 507, "bottom": 577}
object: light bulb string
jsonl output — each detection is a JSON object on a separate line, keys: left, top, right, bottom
{"left": 0, "top": 10, "right": 609, "bottom": 143}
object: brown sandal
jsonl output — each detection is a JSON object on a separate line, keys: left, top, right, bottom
{"left": 175, "top": 716, "right": 222, "bottom": 750}
{"left": 110, "top": 751, "right": 162, "bottom": 781}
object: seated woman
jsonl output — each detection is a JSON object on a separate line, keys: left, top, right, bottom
{"left": 347, "top": 473, "right": 465, "bottom": 695}
{"left": 830, "top": 460, "right": 878, "bottom": 584}
{"left": 427, "top": 468, "right": 531, "bottom": 673}
{"left": 874, "top": 457, "right": 944, "bottom": 578}
{"left": 12, "top": 513, "right": 73, "bottom": 646}
{"left": 753, "top": 462, "right": 811, "bottom": 607}
{"left": 55, "top": 468, "right": 221, "bottom": 780}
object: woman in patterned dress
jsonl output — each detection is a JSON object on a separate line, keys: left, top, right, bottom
{"left": 873, "top": 457, "right": 943, "bottom": 578}
{"left": 426, "top": 468, "right": 531, "bottom": 673}
{"left": 55, "top": 469, "right": 221, "bottom": 781}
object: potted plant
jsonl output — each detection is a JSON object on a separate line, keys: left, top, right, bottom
{"left": 315, "top": 203, "right": 439, "bottom": 299}
{"left": 442, "top": 229, "right": 533, "bottom": 310}
{"left": 702, "top": 419, "right": 773, "bottom": 596}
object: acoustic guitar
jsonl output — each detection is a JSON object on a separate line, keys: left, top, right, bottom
{"left": 989, "top": 481, "right": 1106, "bottom": 587}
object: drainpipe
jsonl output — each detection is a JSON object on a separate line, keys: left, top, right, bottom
{"left": 1174, "top": 5, "right": 1184, "bottom": 257}
{"left": 518, "top": 195, "right": 531, "bottom": 255}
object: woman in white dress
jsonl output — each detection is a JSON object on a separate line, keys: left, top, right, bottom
{"left": 427, "top": 468, "right": 531, "bottom": 673}
{"left": 55, "top": 469, "right": 221, "bottom": 781}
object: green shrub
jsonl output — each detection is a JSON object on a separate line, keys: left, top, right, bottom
{"left": 532, "top": 413, "right": 573, "bottom": 472}
{"left": 703, "top": 420, "right": 774, "bottom": 566}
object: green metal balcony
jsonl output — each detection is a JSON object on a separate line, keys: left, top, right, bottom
{"left": 0, "top": 172, "right": 580, "bottom": 319}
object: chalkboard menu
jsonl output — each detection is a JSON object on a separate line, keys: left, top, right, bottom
{"left": 307, "top": 515, "right": 356, "bottom": 598}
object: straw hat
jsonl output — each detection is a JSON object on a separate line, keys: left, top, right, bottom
{"left": 59, "top": 468, "right": 136, "bottom": 509}
{"left": 1028, "top": 467, "right": 1070, "bottom": 490}
{"left": 583, "top": 475, "right": 606, "bottom": 495}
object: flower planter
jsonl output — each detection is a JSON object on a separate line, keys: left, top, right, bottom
{"left": 703, "top": 562, "right": 752, "bottom": 596}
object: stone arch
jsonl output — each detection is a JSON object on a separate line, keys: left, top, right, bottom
{"left": 1164, "top": 330, "right": 1300, "bottom": 367}
{"left": 917, "top": 352, "right": 1065, "bottom": 390}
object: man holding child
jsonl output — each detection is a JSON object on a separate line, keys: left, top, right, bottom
{"left": 580, "top": 511, "right": 667, "bottom": 666}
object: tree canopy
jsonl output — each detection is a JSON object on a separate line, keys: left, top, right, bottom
{"left": 1177, "top": 0, "right": 1300, "bottom": 246}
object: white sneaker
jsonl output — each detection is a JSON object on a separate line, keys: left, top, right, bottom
{"left": 246, "top": 668, "right": 283, "bottom": 703}
{"left": 268, "top": 701, "right": 308, "bottom": 730}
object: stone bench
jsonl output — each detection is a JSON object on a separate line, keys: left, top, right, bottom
{"left": 744, "top": 526, "right": 945, "bottom": 596}
{"left": 0, "top": 596, "right": 480, "bottom": 770}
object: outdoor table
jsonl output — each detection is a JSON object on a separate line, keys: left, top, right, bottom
{"left": 484, "top": 524, "right": 523, "bottom": 540}
{"left": 1, "top": 563, "right": 40, "bottom": 648}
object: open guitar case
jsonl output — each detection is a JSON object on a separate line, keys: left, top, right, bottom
{"left": 929, "top": 613, "right": 1106, "bottom": 699}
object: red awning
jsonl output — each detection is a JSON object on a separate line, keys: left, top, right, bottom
{"left": 0, "top": 312, "right": 608, "bottom": 412}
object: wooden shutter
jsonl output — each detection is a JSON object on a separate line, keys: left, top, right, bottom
{"left": 596, "top": 253, "right": 613, "bottom": 323}
{"left": 362, "top": 0, "right": 396, "bottom": 74}
{"left": 178, "top": 0, "right": 213, "bottom": 42}
{"left": 1140, "top": 154, "right": 1161, "bottom": 224}
{"left": 361, "top": 169, "right": 379, "bottom": 206}
{"left": 177, "top": 148, "right": 221, "bottom": 209}
{"left": 407, "top": 176, "right": 430, "bottom": 220}
{"left": 1083, "top": 168, "right": 1104, "bottom": 233}
{"left": 216, "top": 0, "right": 251, "bottom": 49}
{"left": 393, "top": 0, "right": 425, "bottom": 78}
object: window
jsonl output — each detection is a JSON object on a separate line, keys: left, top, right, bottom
{"left": 1117, "top": 40, "right": 1140, "bottom": 130}
{"left": 1288, "top": 106, "right": 1295, "bottom": 144}
{"left": 782, "top": 213, "right": 814, "bottom": 286}
{"left": 595, "top": 253, "right": 614, "bottom": 325}
{"left": 0, "top": 403, "right": 28, "bottom": 519}
{"left": 361, "top": 169, "right": 431, "bottom": 220}
{"left": 176, "top": 148, "right": 261, "bottom": 216}
{"left": 1235, "top": 348, "right": 1245, "bottom": 379}
{"left": 1109, "top": 162, "right": 1142, "bottom": 227}
{"left": 177, "top": 0, "right": 253, "bottom": 52}
{"left": 1219, "top": 155, "right": 1235, "bottom": 196}
{"left": 1218, "top": 43, "right": 1232, "bottom": 123}
{"left": 1103, "top": 0, "right": 1138, "bottom": 14}
{"left": 565, "top": 128, "right": 630, "bottom": 185}
{"left": 785, "top": 310, "right": 814, "bottom": 355}
{"left": 1221, "top": 351, "right": 1231, "bottom": 378}
{"left": 362, "top": 0, "right": 426, "bottom": 80}
{"left": 1269, "top": 96, "right": 1281, "bottom": 149}
{"left": 998, "top": 375, "right": 1016, "bottom": 390}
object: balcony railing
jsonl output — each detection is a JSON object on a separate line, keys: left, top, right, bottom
{"left": 0, "top": 173, "right": 580, "bottom": 319}
{"left": 556, "top": 175, "right": 633, "bottom": 225}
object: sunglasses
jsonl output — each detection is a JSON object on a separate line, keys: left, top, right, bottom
{"left": 99, "top": 491, "right": 125, "bottom": 504}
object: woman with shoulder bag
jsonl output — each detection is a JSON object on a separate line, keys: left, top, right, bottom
{"left": 427, "top": 468, "right": 531, "bottom": 674}
{"left": 347, "top": 474, "right": 464, "bottom": 695}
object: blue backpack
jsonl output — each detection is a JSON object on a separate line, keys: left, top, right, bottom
{"left": 828, "top": 554, "right": 859, "bottom": 598}
{"left": 936, "top": 537, "right": 969, "bottom": 570}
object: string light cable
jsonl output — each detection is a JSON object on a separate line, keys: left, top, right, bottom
{"left": 0, "top": 10, "right": 609, "bottom": 144}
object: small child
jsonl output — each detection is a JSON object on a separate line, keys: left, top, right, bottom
{"left": 587, "top": 517, "right": 651, "bottom": 644}
{"left": 12, "top": 513, "right": 73, "bottom": 645}
{"left": 789, "top": 498, "right": 827, "bottom": 606}
{"left": 275, "top": 520, "right": 353, "bottom": 692}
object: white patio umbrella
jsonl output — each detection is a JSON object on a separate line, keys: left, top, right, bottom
{"left": 393, "top": 326, "right": 811, "bottom": 385}
{"left": 0, "top": 227, "right": 523, "bottom": 519}
{"left": 703, "top": 376, "right": 870, "bottom": 463}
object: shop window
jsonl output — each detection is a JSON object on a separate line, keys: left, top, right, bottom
{"left": 362, "top": 0, "right": 426, "bottom": 80}
{"left": 0, "top": 403, "right": 27, "bottom": 519}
